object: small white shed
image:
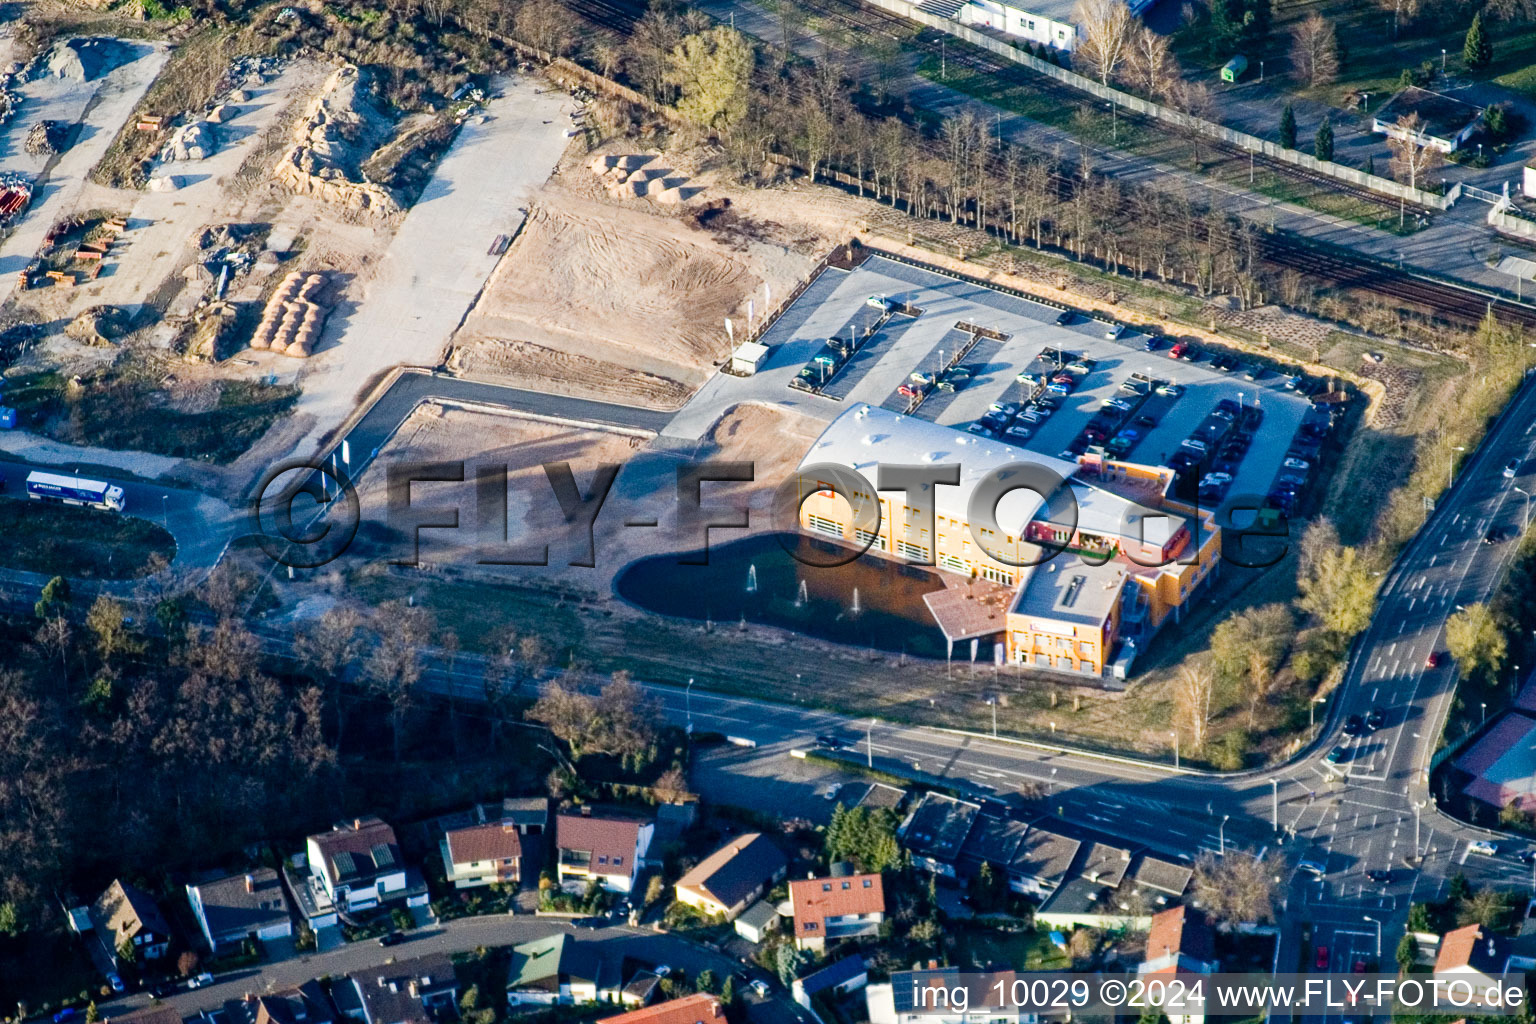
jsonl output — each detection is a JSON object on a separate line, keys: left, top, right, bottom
{"left": 730, "top": 341, "right": 770, "bottom": 375}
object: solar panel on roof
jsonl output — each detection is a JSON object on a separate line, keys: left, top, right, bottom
{"left": 332, "top": 851, "right": 358, "bottom": 879}
{"left": 371, "top": 843, "right": 396, "bottom": 869}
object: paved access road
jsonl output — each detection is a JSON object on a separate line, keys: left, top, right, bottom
{"left": 97, "top": 914, "right": 802, "bottom": 1024}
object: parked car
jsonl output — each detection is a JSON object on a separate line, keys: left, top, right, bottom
{"left": 1105, "top": 397, "right": 1133, "bottom": 412}
{"left": 1506, "top": 459, "right": 1522, "bottom": 478}
{"left": 573, "top": 917, "right": 607, "bottom": 929}
{"left": 106, "top": 973, "right": 124, "bottom": 994}
{"left": 1181, "top": 438, "right": 1209, "bottom": 453}
{"left": 189, "top": 973, "right": 215, "bottom": 988}
{"left": 1343, "top": 714, "right": 1365, "bottom": 737}
{"left": 989, "top": 401, "right": 1022, "bottom": 417}
{"left": 1105, "top": 323, "right": 1128, "bottom": 339}
{"left": 378, "top": 931, "right": 406, "bottom": 946}
{"left": 1325, "top": 745, "right": 1349, "bottom": 765}
{"left": 1155, "top": 383, "right": 1184, "bottom": 397}
{"left": 1366, "top": 869, "right": 1392, "bottom": 884}
{"left": 1243, "top": 364, "right": 1262, "bottom": 380}
{"left": 1285, "top": 375, "right": 1304, "bottom": 390}
{"left": 1055, "top": 310, "right": 1075, "bottom": 325}
{"left": 750, "top": 980, "right": 771, "bottom": 998}
{"left": 1365, "top": 707, "right": 1386, "bottom": 731}
{"left": 1469, "top": 840, "right": 1499, "bottom": 856}
{"left": 1006, "top": 424, "right": 1035, "bottom": 440}
{"left": 967, "top": 423, "right": 995, "bottom": 438}
{"left": 54, "top": 1011, "right": 82, "bottom": 1023}
{"left": 1143, "top": 336, "right": 1163, "bottom": 351}
{"left": 1052, "top": 372, "right": 1075, "bottom": 385}
{"left": 1046, "top": 380, "right": 1073, "bottom": 395}
{"left": 1021, "top": 407, "right": 1051, "bottom": 423}
{"left": 897, "top": 384, "right": 920, "bottom": 399}
{"left": 1066, "top": 360, "right": 1093, "bottom": 374}
{"left": 1315, "top": 946, "right": 1330, "bottom": 971}
{"left": 1283, "top": 457, "right": 1311, "bottom": 471}
{"left": 1135, "top": 414, "right": 1157, "bottom": 428}
{"left": 654, "top": 965, "right": 673, "bottom": 978}
{"left": 1168, "top": 342, "right": 1189, "bottom": 358}
{"left": 816, "top": 733, "right": 842, "bottom": 748}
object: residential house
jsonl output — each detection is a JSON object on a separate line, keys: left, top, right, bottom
{"left": 735, "top": 900, "right": 781, "bottom": 943}
{"left": 598, "top": 995, "right": 725, "bottom": 1024}
{"left": 1141, "top": 904, "right": 1219, "bottom": 1023}
{"left": 506, "top": 933, "right": 621, "bottom": 1006}
{"left": 1435, "top": 923, "right": 1505, "bottom": 995}
{"left": 899, "top": 793, "right": 981, "bottom": 878}
{"left": 1129, "top": 853, "right": 1194, "bottom": 904}
{"left": 222, "top": 982, "right": 337, "bottom": 1024}
{"left": 498, "top": 796, "right": 550, "bottom": 834}
{"left": 304, "top": 817, "right": 420, "bottom": 924}
{"left": 674, "top": 833, "right": 787, "bottom": 921}
{"left": 620, "top": 971, "right": 663, "bottom": 1008}
{"left": 334, "top": 952, "right": 458, "bottom": 1024}
{"left": 91, "top": 879, "right": 171, "bottom": 965}
{"left": 186, "top": 868, "right": 294, "bottom": 952}
{"left": 867, "top": 968, "right": 1034, "bottom": 1024}
{"left": 792, "top": 955, "right": 868, "bottom": 1010}
{"left": 441, "top": 821, "right": 525, "bottom": 890}
{"left": 959, "top": 815, "right": 1081, "bottom": 898}
{"left": 788, "top": 872, "right": 886, "bottom": 952}
{"left": 556, "top": 809, "right": 654, "bottom": 894}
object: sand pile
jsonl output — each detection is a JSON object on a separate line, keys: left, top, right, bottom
{"left": 45, "top": 38, "right": 130, "bottom": 82}
{"left": 273, "top": 64, "right": 400, "bottom": 216}
{"left": 588, "top": 153, "right": 699, "bottom": 206}
{"left": 160, "top": 120, "right": 217, "bottom": 161}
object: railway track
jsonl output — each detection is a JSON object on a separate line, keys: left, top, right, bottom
{"left": 556, "top": 0, "right": 1535, "bottom": 329}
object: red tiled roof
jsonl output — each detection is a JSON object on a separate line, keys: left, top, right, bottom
{"left": 557, "top": 812, "right": 646, "bottom": 876}
{"left": 789, "top": 873, "right": 885, "bottom": 936}
{"left": 599, "top": 994, "right": 724, "bottom": 1024}
{"left": 1143, "top": 905, "right": 1215, "bottom": 975}
{"left": 445, "top": 822, "right": 523, "bottom": 865}
{"left": 1436, "top": 923, "right": 1503, "bottom": 974}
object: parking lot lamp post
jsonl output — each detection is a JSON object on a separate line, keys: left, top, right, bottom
{"left": 685, "top": 677, "right": 694, "bottom": 733}
{"left": 1442, "top": 49, "right": 1447, "bottom": 72}
{"left": 1270, "top": 778, "right": 1279, "bottom": 832}
{"left": 1482, "top": 701, "right": 1488, "bottom": 725}
{"left": 1219, "top": 814, "right": 1229, "bottom": 855}
{"left": 988, "top": 697, "right": 998, "bottom": 738}
{"left": 1363, "top": 915, "right": 1382, "bottom": 959}
{"left": 1517, "top": 486, "right": 1533, "bottom": 532}
{"left": 1310, "top": 694, "right": 1326, "bottom": 728}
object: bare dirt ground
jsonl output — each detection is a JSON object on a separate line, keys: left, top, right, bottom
{"left": 331, "top": 401, "right": 825, "bottom": 605}
{"left": 445, "top": 144, "right": 837, "bottom": 409}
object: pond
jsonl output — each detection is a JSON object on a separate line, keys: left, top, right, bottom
{"left": 614, "top": 533, "right": 957, "bottom": 658}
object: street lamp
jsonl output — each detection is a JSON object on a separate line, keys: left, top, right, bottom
{"left": 1310, "top": 694, "right": 1326, "bottom": 728}
{"left": 1517, "top": 485, "right": 1534, "bottom": 533}
{"left": 867, "top": 718, "right": 875, "bottom": 768}
{"left": 1448, "top": 444, "right": 1468, "bottom": 490}
{"left": 1442, "top": 48, "right": 1448, "bottom": 73}
{"left": 1049, "top": 767, "right": 1059, "bottom": 795}
{"left": 1269, "top": 778, "right": 1279, "bottom": 832}
{"left": 685, "top": 677, "right": 695, "bottom": 732}
{"left": 1482, "top": 701, "right": 1488, "bottom": 726}
{"left": 1219, "top": 814, "right": 1230, "bottom": 856}
{"left": 1171, "top": 729, "right": 1180, "bottom": 769}
{"left": 1363, "top": 915, "right": 1382, "bottom": 959}
{"left": 987, "top": 697, "right": 998, "bottom": 738}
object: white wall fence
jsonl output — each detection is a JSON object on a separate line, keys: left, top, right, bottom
{"left": 866, "top": 0, "right": 1459, "bottom": 212}
{"left": 1490, "top": 204, "right": 1536, "bottom": 241}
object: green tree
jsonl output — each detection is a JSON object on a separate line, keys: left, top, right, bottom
{"left": 1407, "top": 903, "right": 1432, "bottom": 932}
{"left": 85, "top": 1004, "right": 99, "bottom": 1024}
{"left": 645, "top": 874, "right": 667, "bottom": 908}
{"left": 35, "top": 576, "right": 71, "bottom": 620}
{"left": 696, "top": 969, "right": 719, "bottom": 994}
{"left": 969, "top": 861, "right": 1008, "bottom": 913}
{"left": 1396, "top": 933, "right": 1417, "bottom": 973}
{"left": 1464, "top": 12, "right": 1492, "bottom": 71}
{"left": 721, "top": 975, "right": 737, "bottom": 1008}
{"left": 1446, "top": 603, "right": 1507, "bottom": 681}
{"left": 1457, "top": 886, "right": 1511, "bottom": 928}
{"left": 86, "top": 596, "right": 141, "bottom": 665}
{"left": 1448, "top": 873, "right": 1473, "bottom": 904}
{"left": 775, "top": 941, "right": 808, "bottom": 984}
{"left": 1279, "top": 104, "right": 1297, "bottom": 149}
{"left": 1314, "top": 118, "right": 1334, "bottom": 161}
{"left": 1297, "top": 524, "right": 1379, "bottom": 638}
{"left": 0, "top": 901, "right": 18, "bottom": 937}
{"left": 665, "top": 27, "right": 755, "bottom": 130}
{"left": 825, "top": 804, "right": 903, "bottom": 872}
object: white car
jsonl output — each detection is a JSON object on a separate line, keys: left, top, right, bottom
{"left": 1469, "top": 840, "right": 1499, "bottom": 856}
{"left": 1283, "top": 457, "right": 1310, "bottom": 471}
{"left": 188, "top": 972, "right": 215, "bottom": 988}
{"left": 750, "top": 980, "right": 770, "bottom": 997}
{"left": 1156, "top": 383, "right": 1184, "bottom": 397}
{"left": 1505, "top": 459, "right": 1521, "bottom": 479}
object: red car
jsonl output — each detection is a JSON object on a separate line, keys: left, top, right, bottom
{"left": 1352, "top": 960, "right": 1367, "bottom": 974}
{"left": 1169, "top": 342, "right": 1188, "bottom": 358}
{"left": 1052, "top": 373, "right": 1074, "bottom": 384}
{"left": 1315, "top": 945, "right": 1329, "bottom": 971}
{"left": 1426, "top": 651, "right": 1441, "bottom": 668}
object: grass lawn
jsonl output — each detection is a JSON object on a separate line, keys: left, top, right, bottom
{"left": 0, "top": 495, "right": 176, "bottom": 579}
{"left": 956, "top": 925, "right": 1072, "bottom": 969}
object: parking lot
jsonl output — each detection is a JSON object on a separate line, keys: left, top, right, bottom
{"left": 671, "top": 255, "right": 1327, "bottom": 513}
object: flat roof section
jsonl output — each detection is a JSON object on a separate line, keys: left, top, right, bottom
{"left": 1373, "top": 86, "right": 1483, "bottom": 142}
{"left": 1012, "top": 560, "right": 1126, "bottom": 629}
